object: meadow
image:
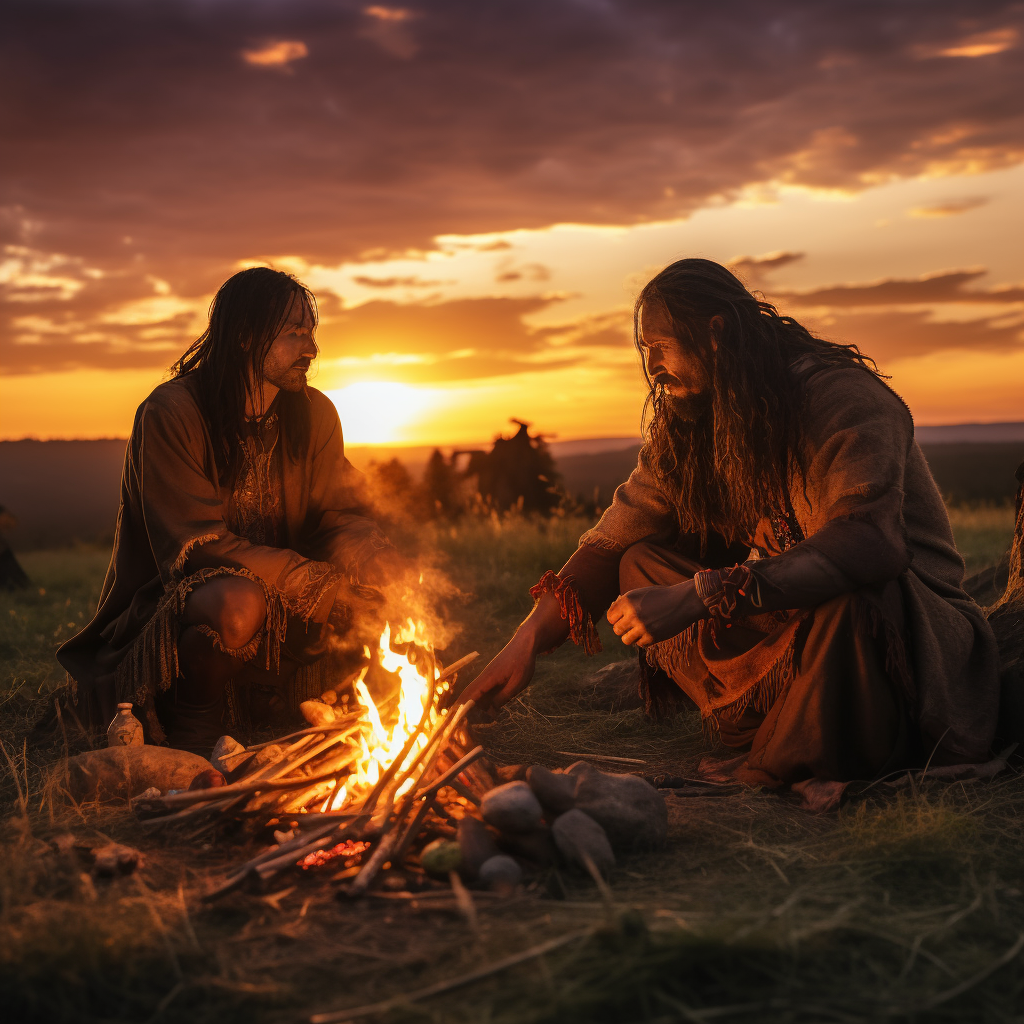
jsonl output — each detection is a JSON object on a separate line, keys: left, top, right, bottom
{"left": 0, "top": 504, "right": 1021, "bottom": 1023}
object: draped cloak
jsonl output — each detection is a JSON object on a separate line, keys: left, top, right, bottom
{"left": 57, "top": 377, "right": 390, "bottom": 742}
{"left": 548, "top": 362, "right": 1000, "bottom": 780}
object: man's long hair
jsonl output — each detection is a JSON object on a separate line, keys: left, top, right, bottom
{"left": 172, "top": 267, "right": 317, "bottom": 480}
{"left": 636, "top": 258, "right": 882, "bottom": 547}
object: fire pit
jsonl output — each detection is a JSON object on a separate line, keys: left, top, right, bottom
{"left": 132, "top": 619, "right": 493, "bottom": 895}
{"left": 132, "top": 618, "right": 668, "bottom": 899}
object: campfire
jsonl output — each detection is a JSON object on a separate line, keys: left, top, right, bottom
{"left": 131, "top": 616, "right": 668, "bottom": 902}
{"left": 133, "top": 619, "right": 491, "bottom": 897}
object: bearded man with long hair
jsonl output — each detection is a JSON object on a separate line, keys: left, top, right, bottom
{"left": 58, "top": 267, "right": 402, "bottom": 753}
{"left": 465, "top": 259, "right": 1000, "bottom": 787}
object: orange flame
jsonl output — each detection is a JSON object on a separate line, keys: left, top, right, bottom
{"left": 319, "top": 619, "right": 444, "bottom": 812}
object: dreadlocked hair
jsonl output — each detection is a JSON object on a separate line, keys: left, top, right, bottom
{"left": 635, "top": 258, "right": 883, "bottom": 548}
{"left": 171, "top": 267, "right": 317, "bottom": 482}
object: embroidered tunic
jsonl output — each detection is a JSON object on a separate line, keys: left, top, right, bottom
{"left": 58, "top": 376, "right": 390, "bottom": 741}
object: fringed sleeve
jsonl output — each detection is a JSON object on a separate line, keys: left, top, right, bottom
{"left": 529, "top": 570, "right": 602, "bottom": 655}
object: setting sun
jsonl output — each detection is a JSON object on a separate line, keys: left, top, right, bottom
{"left": 325, "top": 381, "right": 435, "bottom": 444}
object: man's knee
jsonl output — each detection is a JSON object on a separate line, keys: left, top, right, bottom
{"left": 185, "top": 576, "right": 267, "bottom": 651}
{"left": 619, "top": 542, "right": 660, "bottom": 593}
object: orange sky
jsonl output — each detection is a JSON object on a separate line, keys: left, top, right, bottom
{"left": 1, "top": 3, "right": 1022, "bottom": 445}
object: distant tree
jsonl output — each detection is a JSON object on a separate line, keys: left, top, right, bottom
{"left": 461, "top": 420, "right": 561, "bottom": 515}
{"left": 423, "top": 448, "right": 460, "bottom": 518}
{"left": 366, "top": 458, "right": 417, "bottom": 520}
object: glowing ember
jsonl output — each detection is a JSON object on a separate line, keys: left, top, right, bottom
{"left": 299, "top": 839, "right": 370, "bottom": 870}
{"left": 319, "top": 619, "right": 446, "bottom": 813}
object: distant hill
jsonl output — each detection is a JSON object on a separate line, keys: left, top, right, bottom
{"left": 1, "top": 425, "right": 1021, "bottom": 549}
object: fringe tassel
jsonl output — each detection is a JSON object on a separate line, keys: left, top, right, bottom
{"left": 530, "top": 570, "right": 602, "bottom": 655}
{"left": 194, "top": 624, "right": 264, "bottom": 662}
{"left": 701, "top": 639, "right": 797, "bottom": 741}
{"left": 170, "top": 532, "right": 222, "bottom": 575}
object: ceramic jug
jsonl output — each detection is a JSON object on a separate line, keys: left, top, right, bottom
{"left": 107, "top": 702, "right": 144, "bottom": 747}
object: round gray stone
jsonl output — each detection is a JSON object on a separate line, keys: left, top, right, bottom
{"left": 551, "top": 809, "right": 615, "bottom": 876}
{"left": 526, "top": 765, "right": 576, "bottom": 813}
{"left": 478, "top": 854, "right": 523, "bottom": 891}
{"left": 480, "top": 780, "right": 544, "bottom": 834}
{"left": 566, "top": 761, "right": 668, "bottom": 851}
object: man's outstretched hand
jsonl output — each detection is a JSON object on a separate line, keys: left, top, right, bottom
{"left": 607, "top": 580, "right": 706, "bottom": 647}
{"left": 458, "top": 631, "right": 538, "bottom": 709}
{"left": 458, "top": 591, "right": 569, "bottom": 709}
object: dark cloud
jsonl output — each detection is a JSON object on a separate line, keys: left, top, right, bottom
{"left": 729, "top": 251, "right": 806, "bottom": 287}
{"left": 2, "top": 0, "right": 1022, "bottom": 373}
{"left": 774, "top": 270, "right": 1024, "bottom": 307}
{"left": 814, "top": 309, "right": 1023, "bottom": 361}
{"left": 351, "top": 275, "right": 452, "bottom": 288}
{"left": 1, "top": 293, "right": 567, "bottom": 375}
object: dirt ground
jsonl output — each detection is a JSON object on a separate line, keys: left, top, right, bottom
{"left": 2, "top": 509, "right": 1022, "bottom": 1024}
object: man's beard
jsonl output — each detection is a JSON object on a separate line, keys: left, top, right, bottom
{"left": 649, "top": 395, "right": 758, "bottom": 545}
{"left": 265, "top": 364, "right": 309, "bottom": 392}
{"left": 665, "top": 389, "right": 711, "bottom": 424}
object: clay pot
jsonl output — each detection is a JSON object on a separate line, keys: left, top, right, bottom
{"left": 106, "top": 703, "right": 143, "bottom": 748}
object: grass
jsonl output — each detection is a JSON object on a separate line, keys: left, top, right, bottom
{"left": 1, "top": 506, "right": 1022, "bottom": 1023}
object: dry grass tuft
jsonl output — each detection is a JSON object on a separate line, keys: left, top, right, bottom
{"left": 1, "top": 512, "right": 1022, "bottom": 1022}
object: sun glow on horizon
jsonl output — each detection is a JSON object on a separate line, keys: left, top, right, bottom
{"left": 326, "top": 381, "right": 436, "bottom": 444}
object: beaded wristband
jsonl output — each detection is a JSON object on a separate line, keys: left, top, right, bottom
{"left": 693, "top": 564, "right": 760, "bottom": 624}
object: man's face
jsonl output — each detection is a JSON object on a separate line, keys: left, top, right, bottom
{"left": 638, "top": 299, "right": 711, "bottom": 418}
{"left": 262, "top": 294, "right": 318, "bottom": 392}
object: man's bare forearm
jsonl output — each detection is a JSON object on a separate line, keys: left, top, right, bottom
{"left": 515, "top": 592, "right": 571, "bottom": 653}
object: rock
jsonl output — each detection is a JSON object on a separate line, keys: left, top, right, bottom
{"left": 479, "top": 854, "right": 522, "bottom": 892}
{"left": 319, "top": 689, "right": 338, "bottom": 706}
{"left": 210, "top": 735, "right": 245, "bottom": 774}
{"left": 552, "top": 809, "right": 615, "bottom": 876}
{"left": 91, "top": 842, "right": 143, "bottom": 877}
{"left": 496, "top": 827, "right": 557, "bottom": 866}
{"left": 566, "top": 761, "right": 668, "bottom": 851}
{"left": 457, "top": 816, "right": 500, "bottom": 879}
{"left": 188, "top": 768, "right": 226, "bottom": 790}
{"left": 300, "top": 700, "right": 336, "bottom": 728}
{"left": 526, "top": 765, "right": 576, "bottom": 814}
{"left": 420, "top": 838, "right": 463, "bottom": 877}
{"left": 481, "top": 781, "right": 544, "bottom": 834}
{"left": 67, "top": 746, "right": 213, "bottom": 804}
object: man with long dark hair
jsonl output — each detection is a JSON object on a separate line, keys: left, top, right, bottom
{"left": 465, "top": 259, "right": 999, "bottom": 788}
{"left": 59, "top": 267, "right": 400, "bottom": 752}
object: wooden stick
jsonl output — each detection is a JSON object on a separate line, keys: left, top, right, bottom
{"left": 555, "top": 751, "right": 648, "bottom": 766}
{"left": 241, "top": 713, "right": 365, "bottom": 753}
{"left": 202, "top": 819, "right": 355, "bottom": 901}
{"left": 344, "top": 710, "right": 479, "bottom": 897}
{"left": 390, "top": 797, "right": 432, "bottom": 865}
{"left": 309, "top": 929, "right": 592, "bottom": 1023}
{"left": 438, "top": 651, "right": 479, "bottom": 682}
{"left": 395, "top": 699, "right": 476, "bottom": 799}
{"left": 346, "top": 824, "right": 400, "bottom": 897}
{"left": 413, "top": 746, "right": 486, "bottom": 803}
{"left": 138, "top": 766, "right": 354, "bottom": 814}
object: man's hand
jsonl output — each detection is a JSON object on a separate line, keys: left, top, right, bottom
{"left": 607, "top": 580, "right": 706, "bottom": 647}
{"left": 459, "top": 591, "right": 568, "bottom": 708}
{"left": 459, "top": 630, "right": 538, "bottom": 708}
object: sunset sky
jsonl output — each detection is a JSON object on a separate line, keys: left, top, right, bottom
{"left": 1, "top": 1, "right": 1022, "bottom": 446}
